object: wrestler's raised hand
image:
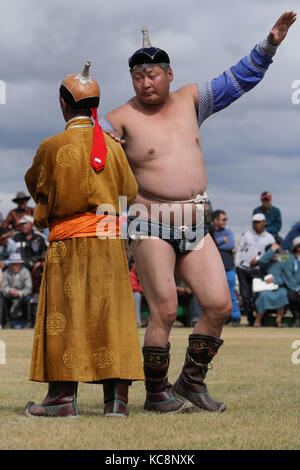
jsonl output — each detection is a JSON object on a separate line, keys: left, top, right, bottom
{"left": 268, "top": 11, "right": 297, "bottom": 45}
{"left": 104, "top": 129, "right": 126, "bottom": 145}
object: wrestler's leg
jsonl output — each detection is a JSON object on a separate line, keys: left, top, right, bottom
{"left": 175, "top": 233, "right": 232, "bottom": 337}
{"left": 131, "top": 238, "right": 178, "bottom": 347}
{"left": 173, "top": 234, "right": 231, "bottom": 412}
{"left": 132, "top": 238, "right": 192, "bottom": 413}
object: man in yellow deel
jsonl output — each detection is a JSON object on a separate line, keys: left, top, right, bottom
{"left": 24, "top": 61, "right": 144, "bottom": 418}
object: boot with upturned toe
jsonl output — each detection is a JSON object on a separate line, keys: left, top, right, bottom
{"left": 25, "top": 381, "right": 79, "bottom": 417}
{"left": 173, "top": 334, "right": 226, "bottom": 412}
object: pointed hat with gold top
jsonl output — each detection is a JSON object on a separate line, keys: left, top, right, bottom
{"left": 60, "top": 60, "right": 100, "bottom": 109}
{"left": 60, "top": 61, "right": 106, "bottom": 172}
{"left": 128, "top": 27, "right": 170, "bottom": 68}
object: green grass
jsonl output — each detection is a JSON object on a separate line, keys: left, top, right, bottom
{"left": 0, "top": 324, "right": 300, "bottom": 450}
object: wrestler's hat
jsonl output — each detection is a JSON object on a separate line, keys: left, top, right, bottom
{"left": 60, "top": 62, "right": 106, "bottom": 172}
{"left": 129, "top": 27, "right": 170, "bottom": 69}
{"left": 60, "top": 61, "right": 100, "bottom": 109}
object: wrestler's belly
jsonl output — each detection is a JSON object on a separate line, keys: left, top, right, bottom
{"left": 129, "top": 188, "right": 206, "bottom": 226}
{"left": 129, "top": 154, "right": 208, "bottom": 225}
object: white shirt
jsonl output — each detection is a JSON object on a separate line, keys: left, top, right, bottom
{"left": 235, "top": 229, "right": 275, "bottom": 268}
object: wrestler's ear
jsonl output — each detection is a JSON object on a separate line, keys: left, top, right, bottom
{"left": 167, "top": 67, "right": 174, "bottom": 83}
{"left": 59, "top": 97, "right": 67, "bottom": 113}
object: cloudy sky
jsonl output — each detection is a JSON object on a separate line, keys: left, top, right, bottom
{"left": 0, "top": 0, "right": 299, "bottom": 238}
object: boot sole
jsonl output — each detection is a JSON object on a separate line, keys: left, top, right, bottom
{"left": 174, "top": 391, "right": 226, "bottom": 413}
{"left": 24, "top": 401, "right": 80, "bottom": 418}
{"left": 104, "top": 413, "right": 128, "bottom": 418}
{"left": 143, "top": 398, "right": 195, "bottom": 414}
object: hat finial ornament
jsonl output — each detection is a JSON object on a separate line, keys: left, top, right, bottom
{"left": 142, "top": 27, "right": 152, "bottom": 48}
{"left": 75, "top": 60, "right": 92, "bottom": 85}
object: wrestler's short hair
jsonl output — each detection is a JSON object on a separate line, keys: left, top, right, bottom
{"left": 130, "top": 62, "right": 170, "bottom": 74}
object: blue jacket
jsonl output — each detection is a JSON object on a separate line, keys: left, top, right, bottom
{"left": 214, "top": 228, "right": 235, "bottom": 271}
{"left": 282, "top": 222, "right": 300, "bottom": 252}
{"left": 258, "top": 248, "right": 285, "bottom": 286}
{"left": 283, "top": 254, "right": 300, "bottom": 292}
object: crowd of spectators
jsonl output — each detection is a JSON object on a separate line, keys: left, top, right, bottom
{"left": 0, "top": 191, "right": 48, "bottom": 329}
{"left": 1, "top": 189, "right": 300, "bottom": 329}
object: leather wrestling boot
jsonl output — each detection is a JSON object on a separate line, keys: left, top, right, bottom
{"left": 103, "top": 379, "right": 130, "bottom": 417}
{"left": 25, "top": 382, "right": 79, "bottom": 417}
{"left": 173, "top": 334, "right": 226, "bottom": 412}
{"left": 143, "top": 343, "right": 193, "bottom": 413}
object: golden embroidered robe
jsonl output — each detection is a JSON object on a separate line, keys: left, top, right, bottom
{"left": 25, "top": 117, "right": 144, "bottom": 383}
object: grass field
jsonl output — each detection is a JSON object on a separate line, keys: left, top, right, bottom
{"left": 0, "top": 323, "right": 300, "bottom": 450}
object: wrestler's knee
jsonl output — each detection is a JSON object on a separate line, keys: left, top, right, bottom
{"left": 203, "top": 297, "right": 232, "bottom": 326}
{"left": 150, "top": 298, "right": 178, "bottom": 329}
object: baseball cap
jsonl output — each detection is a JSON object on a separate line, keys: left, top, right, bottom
{"left": 19, "top": 215, "right": 34, "bottom": 224}
{"left": 252, "top": 213, "right": 266, "bottom": 222}
{"left": 261, "top": 191, "right": 272, "bottom": 201}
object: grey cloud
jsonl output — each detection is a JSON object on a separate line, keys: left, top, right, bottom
{"left": 0, "top": 0, "right": 299, "bottom": 237}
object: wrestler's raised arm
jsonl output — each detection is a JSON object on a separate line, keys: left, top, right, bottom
{"left": 197, "top": 11, "right": 297, "bottom": 126}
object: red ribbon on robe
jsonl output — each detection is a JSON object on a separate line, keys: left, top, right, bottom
{"left": 90, "top": 108, "right": 107, "bottom": 171}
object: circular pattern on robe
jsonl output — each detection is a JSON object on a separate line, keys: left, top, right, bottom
{"left": 64, "top": 275, "right": 81, "bottom": 297}
{"left": 47, "top": 241, "right": 66, "bottom": 263}
{"left": 93, "top": 347, "right": 114, "bottom": 369}
{"left": 36, "top": 165, "right": 46, "bottom": 188}
{"left": 46, "top": 313, "right": 66, "bottom": 336}
{"left": 56, "top": 145, "right": 79, "bottom": 167}
{"left": 63, "top": 348, "right": 81, "bottom": 369}
{"left": 80, "top": 178, "right": 89, "bottom": 195}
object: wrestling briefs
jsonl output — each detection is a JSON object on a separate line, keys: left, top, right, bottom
{"left": 127, "top": 216, "right": 208, "bottom": 256}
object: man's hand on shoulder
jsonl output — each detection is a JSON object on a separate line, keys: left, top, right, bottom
{"left": 104, "top": 129, "right": 126, "bottom": 145}
{"left": 268, "top": 11, "right": 297, "bottom": 45}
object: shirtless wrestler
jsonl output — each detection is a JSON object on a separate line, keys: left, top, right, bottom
{"left": 101, "top": 12, "right": 296, "bottom": 413}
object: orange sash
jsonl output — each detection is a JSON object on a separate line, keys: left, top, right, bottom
{"left": 49, "top": 212, "right": 120, "bottom": 242}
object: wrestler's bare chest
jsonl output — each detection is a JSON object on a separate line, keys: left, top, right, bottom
{"left": 122, "top": 94, "right": 208, "bottom": 201}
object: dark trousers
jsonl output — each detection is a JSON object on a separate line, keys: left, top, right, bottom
{"left": 287, "top": 289, "right": 300, "bottom": 318}
{"left": 0, "top": 294, "right": 4, "bottom": 327}
{"left": 236, "top": 266, "right": 259, "bottom": 325}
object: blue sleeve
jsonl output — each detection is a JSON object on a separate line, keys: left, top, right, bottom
{"left": 283, "top": 257, "right": 300, "bottom": 291}
{"left": 258, "top": 248, "right": 275, "bottom": 267}
{"left": 273, "top": 207, "right": 282, "bottom": 233}
{"left": 198, "top": 41, "right": 275, "bottom": 126}
{"left": 216, "top": 229, "right": 235, "bottom": 250}
{"left": 282, "top": 225, "right": 300, "bottom": 252}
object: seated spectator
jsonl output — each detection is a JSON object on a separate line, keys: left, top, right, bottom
{"left": 2, "top": 252, "right": 32, "bottom": 328}
{"left": 253, "top": 191, "right": 282, "bottom": 243}
{"left": 2, "top": 191, "right": 34, "bottom": 232}
{"left": 31, "top": 251, "right": 47, "bottom": 322}
{"left": 129, "top": 263, "right": 143, "bottom": 328}
{"left": 213, "top": 209, "right": 241, "bottom": 326}
{"left": 0, "top": 267, "right": 3, "bottom": 329}
{"left": 283, "top": 236, "right": 300, "bottom": 327}
{"left": 282, "top": 219, "right": 300, "bottom": 252}
{"left": 0, "top": 227, "right": 17, "bottom": 270}
{"left": 253, "top": 243, "right": 288, "bottom": 328}
{"left": 235, "top": 213, "right": 275, "bottom": 326}
{"left": 13, "top": 216, "right": 47, "bottom": 271}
